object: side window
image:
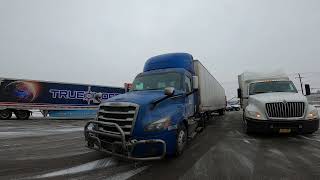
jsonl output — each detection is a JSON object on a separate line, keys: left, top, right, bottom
{"left": 135, "top": 82, "right": 144, "bottom": 90}
{"left": 185, "top": 76, "right": 191, "bottom": 93}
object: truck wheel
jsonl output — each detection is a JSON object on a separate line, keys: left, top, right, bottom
{"left": 175, "top": 124, "right": 187, "bottom": 156}
{"left": 0, "top": 110, "right": 12, "bottom": 120}
{"left": 15, "top": 110, "right": 30, "bottom": 120}
{"left": 243, "top": 119, "right": 252, "bottom": 134}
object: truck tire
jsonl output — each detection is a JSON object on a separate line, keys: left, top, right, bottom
{"left": 15, "top": 110, "right": 30, "bottom": 120}
{"left": 243, "top": 119, "right": 253, "bottom": 134}
{"left": 0, "top": 110, "right": 12, "bottom": 120}
{"left": 175, "top": 124, "right": 187, "bottom": 157}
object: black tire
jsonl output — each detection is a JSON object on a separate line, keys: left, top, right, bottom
{"left": 0, "top": 110, "right": 12, "bottom": 120}
{"left": 243, "top": 119, "right": 249, "bottom": 134}
{"left": 15, "top": 110, "right": 30, "bottom": 120}
{"left": 175, "top": 124, "right": 187, "bottom": 157}
{"left": 243, "top": 119, "right": 253, "bottom": 135}
{"left": 236, "top": 107, "right": 240, "bottom": 111}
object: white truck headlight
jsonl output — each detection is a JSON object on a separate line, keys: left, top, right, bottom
{"left": 307, "top": 109, "right": 319, "bottom": 120}
{"left": 145, "top": 117, "right": 171, "bottom": 132}
{"left": 247, "top": 111, "right": 262, "bottom": 119}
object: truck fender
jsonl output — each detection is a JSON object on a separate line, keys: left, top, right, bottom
{"left": 182, "top": 119, "right": 188, "bottom": 133}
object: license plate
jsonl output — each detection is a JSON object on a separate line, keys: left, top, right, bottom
{"left": 279, "top": 129, "right": 291, "bottom": 133}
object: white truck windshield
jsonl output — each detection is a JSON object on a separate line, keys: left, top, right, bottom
{"left": 132, "top": 72, "right": 182, "bottom": 91}
{"left": 249, "top": 81, "right": 298, "bottom": 95}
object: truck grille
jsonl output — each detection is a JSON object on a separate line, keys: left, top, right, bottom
{"left": 97, "top": 103, "right": 138, "bottom": 137}
{"left": 266, "top": 102, "right": 305, "bottom": 118}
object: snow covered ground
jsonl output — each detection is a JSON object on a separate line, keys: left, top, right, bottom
{"left": 0, "top": 127, "right": 83, "bottom": 139}
{"left": 0, "top": 118, "right": 86, "bottom": 139}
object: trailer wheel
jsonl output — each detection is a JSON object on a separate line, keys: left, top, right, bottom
{"left": 175, "top": 124, "right": 187, "bottom": 157}
{"left": 200, "top": 114, "right": 207, "bottom": 128}
{"left": 0, "top": 110, "right": 12, "bottom": 120}
{"left": 218, "top": 109, "right": 225, "bottom": 116}
{"left": 15, "top": 110, "right": 30, "bottom": 120}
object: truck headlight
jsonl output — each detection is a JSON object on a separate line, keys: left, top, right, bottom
{"left": 247, "top": 111, "right": 262, "bottom": 119}
{"left": 307, "top": 109, "right": 319, "bottom": 120}
{"left": 144, "top": 117, "right": 171, "bottom": 132}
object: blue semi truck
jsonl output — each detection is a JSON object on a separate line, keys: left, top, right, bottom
{"left": 85, "top": 53, "right": 226, "bottom": 160}
{"left": 0, "top": 78, "right": 125, "bottom": 119}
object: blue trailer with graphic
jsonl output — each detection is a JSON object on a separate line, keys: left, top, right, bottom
{"left": 0, "top": 78, "right": 125, "bottom": 120}
{"left": 84, "top": 53, "right": 226, "bottom": 160}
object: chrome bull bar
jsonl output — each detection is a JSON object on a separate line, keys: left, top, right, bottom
{"left": 84, "top": 120, "right": 166, "bottom": 161}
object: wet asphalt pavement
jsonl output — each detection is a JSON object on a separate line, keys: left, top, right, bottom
{"left": 1, "top": 111, "right": 320, "bottom": 180}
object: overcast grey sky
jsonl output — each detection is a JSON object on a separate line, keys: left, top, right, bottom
{"left": 1, "top": 0, "right": 320, "bottom": 98}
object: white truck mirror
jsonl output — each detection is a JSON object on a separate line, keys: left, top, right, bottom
{"left": 193, "top": 76, "right": 199, "bottom": 90}
{"left": 164, "top": 87, "right": 175, "bottom": 96}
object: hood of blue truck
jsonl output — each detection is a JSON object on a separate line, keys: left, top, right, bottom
{"left": 104, "top": 90, "right": 166, "bottom": 105}
{"left": 103, "top": 90, "right": 185, "bottom": 137}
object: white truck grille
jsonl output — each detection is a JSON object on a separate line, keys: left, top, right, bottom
{"left": 97, "top": 103, "right": 138, "bottom": 137}
{"left": 266, "top": 102, "right": 305, "bottom": 118}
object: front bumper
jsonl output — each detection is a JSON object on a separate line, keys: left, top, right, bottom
{"left": 84, "top": 121, "right": 167, "bottom": 161}
{"left": 245, "top": 118, "right": 319, "bottom": 134}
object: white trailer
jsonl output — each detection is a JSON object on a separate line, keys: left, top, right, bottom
{"left": 238, "top": 71, "right": 289, "bottom": 108}
{"left": 194, "top": 60, "right": 226, "bottom": 115}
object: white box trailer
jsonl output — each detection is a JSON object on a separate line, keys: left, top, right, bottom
{"left": 194, "top": 60, "right": 226, "bottom": 115}
{"left": 238, "top": 71, "right": 289, "bottom": 108}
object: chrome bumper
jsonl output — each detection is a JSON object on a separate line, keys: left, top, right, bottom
{"left": 84, "top": 120, "right": 166, "bottom": 161}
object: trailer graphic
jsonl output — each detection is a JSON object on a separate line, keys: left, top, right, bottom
{"left": 0, "top": 78, "right": 125, "bottom": 119}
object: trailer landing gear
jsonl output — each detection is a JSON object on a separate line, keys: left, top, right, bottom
{"left": 0, "top": 110, "right": 13, "bottom": 120}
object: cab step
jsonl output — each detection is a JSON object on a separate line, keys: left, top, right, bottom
{"left": 188, "top": 131, "right": 197, "bottom": 139}
{"left": 196, "top": 127, "right": 204, "bottom": 133}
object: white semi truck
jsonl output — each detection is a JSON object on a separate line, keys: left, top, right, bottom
{"left": 238, "top": 71, "right": 319, "bottom": 134}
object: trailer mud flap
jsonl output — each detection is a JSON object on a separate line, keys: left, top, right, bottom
{"left": 84, "top": 120, "right": 166, "bottom": 161}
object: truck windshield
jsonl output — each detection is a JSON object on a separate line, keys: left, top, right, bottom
{"left": 132, "top": 72, "right": 182, "bottom": 91}
{"left": 249, "top": 81, "right": 298, "bottom": 95}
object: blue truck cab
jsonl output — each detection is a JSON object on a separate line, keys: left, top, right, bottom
{"left": 84, "top": 53, "right": 209, "bottom": 160}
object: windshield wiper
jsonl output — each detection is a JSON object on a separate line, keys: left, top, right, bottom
{"left": 253, "top": 91, "right": 267, "bottom": 94}
{"left": 151, "top": 93, "right": 185, "bottom": 109}
{"left": 273, "top": 90, "right": 293, "bottom": 93}
{"left": 146, "top": 88, "right": 162, "bottom": 91}
{"left": 131, "top": 88, "right": 161, "bottom": 91}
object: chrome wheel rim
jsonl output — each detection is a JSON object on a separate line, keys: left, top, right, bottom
{"left": 177, "top": 129, "right": 186, "bottom": 152}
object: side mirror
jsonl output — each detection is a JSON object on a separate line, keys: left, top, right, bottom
{"left": 237, "top": 88, "right": 242, "bottom": 98}
{"left": 164, "top": 87, "right": 175, "bottom": 96}
{"left": 192, "top": 76, "right": 199, "bottom": 90}
{"left": 305, "top": 84, "right": 311, "bottom": 96}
